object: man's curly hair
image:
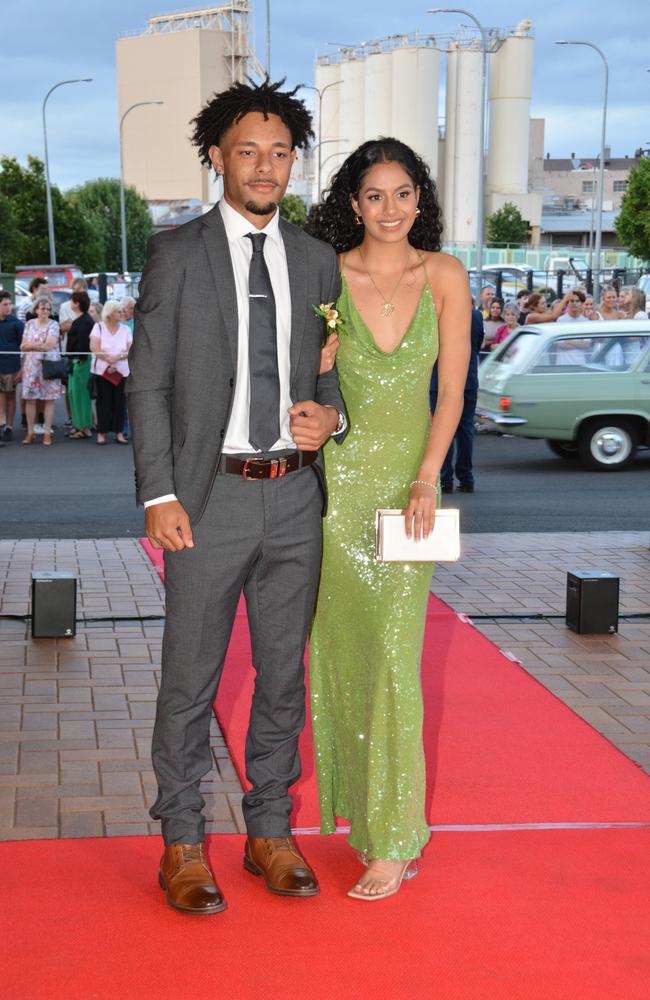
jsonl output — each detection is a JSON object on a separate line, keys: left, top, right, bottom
{"left": 305, "top": 138, "right": 444, "bottom": 254}
{"left": 190, "top": 78, "right": 314, "bottom": 165}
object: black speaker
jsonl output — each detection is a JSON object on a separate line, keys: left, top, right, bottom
{"left": 566, "top": 571, "right": 619, "bottom": 635}
{"left": 31, "top": 572, "right": 77, "bottom": 638}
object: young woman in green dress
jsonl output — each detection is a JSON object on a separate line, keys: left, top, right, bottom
{"left": 307, "top": 139, "right": 471, "bottom": 900}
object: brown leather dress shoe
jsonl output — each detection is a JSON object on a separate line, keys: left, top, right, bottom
{"left": 244, "top": 836, "right": 319, "bottom": 897}
{"left": 158, "top": 843, "right": 227, "bottom": 915}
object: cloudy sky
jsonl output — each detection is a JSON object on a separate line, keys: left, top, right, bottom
{"left": 2, "top": 0, "right": 648, "bottom": 191}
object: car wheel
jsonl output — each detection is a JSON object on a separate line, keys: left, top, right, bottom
{"left": 577, "top": 420, "right": 637, "bottom": 471}
{"left": 546, "top": 439, "right": 579, "bottom": 460}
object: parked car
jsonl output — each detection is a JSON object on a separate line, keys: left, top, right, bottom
{"left": 15, "top": 264, "right": 84, "bottom": 288}
{"left": 476, "top": 321, "right": 650, "bottom": 470}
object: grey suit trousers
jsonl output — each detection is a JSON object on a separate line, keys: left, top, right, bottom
{"left": 149, "top": 462, "right": 323, "bottom": 844}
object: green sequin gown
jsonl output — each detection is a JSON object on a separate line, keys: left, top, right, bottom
{"left": 310, "top": 272, "right": 439, "bottom": 861}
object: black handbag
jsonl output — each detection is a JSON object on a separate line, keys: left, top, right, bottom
{"left": 42, "top": 358, "right": 72, "bottom": 380}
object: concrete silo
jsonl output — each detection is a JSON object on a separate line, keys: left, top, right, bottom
{"left": 364, "top": 49, "right": 393, "bottom": 142}
{"left": 486, "top": 20, "right": 534, "bottom": 196}
{"left": 338, "top": 56, "right": 366, "bottom": 161}
{"left": 390, "top": 43, "right": 439, "bottom": 173}
{"left": 443, "top": 42, "right": 483, "bottom": 244}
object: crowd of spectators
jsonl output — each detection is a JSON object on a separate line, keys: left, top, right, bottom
{"left": 479, "top": 281, "right": 649, "bottom": 354}
{"left": 0, "top": 277, "right": 134, "bottom": 448}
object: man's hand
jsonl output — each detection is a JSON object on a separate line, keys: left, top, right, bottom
{"left": 288, "top": 401, "right": 338, "bottom": 450}
{"left": 145, "top": 500, "right": 194, "bottom": 551}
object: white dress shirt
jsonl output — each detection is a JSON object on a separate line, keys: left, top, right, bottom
{"left": 219, "top": 197, "right": 294, "bottom": 454}
{"left": 146, "top": 199, "right": 316, "bottom": 509}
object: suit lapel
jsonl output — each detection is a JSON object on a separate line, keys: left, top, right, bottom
{"left": 200, "top": 206, "right": 238, "bottom": 369}
{"left": 281, "top": 220, "right": 309, "bottom": 383}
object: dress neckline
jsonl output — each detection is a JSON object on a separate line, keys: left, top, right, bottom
{"left": 341, "top": 273, "right": 434, "bottom": 356}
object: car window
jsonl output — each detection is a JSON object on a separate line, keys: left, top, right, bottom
{"left": 493, "top": 331, "right": 541, "bottom": 371}
{"left": 531, "top": 335, "right": 650, "bottom": 373}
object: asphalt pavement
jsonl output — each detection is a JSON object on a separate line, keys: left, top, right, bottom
{"left": 2, "top": 410, "right": 648, "bottom": 537}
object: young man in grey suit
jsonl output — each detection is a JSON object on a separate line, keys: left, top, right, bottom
{"left": 127, "top": 80, "right": 346, "bottom": 915}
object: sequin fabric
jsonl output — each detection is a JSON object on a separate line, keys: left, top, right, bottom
{"left": 310, "top": 273, "right": 439, "bottom": 860}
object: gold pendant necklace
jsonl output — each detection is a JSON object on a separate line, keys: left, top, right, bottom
{"left": 358, "top": 249, "right": 412, "bottom": 317}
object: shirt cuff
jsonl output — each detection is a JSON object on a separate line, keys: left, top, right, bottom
{"left": 144, "top": 494, "right": 178, "bottom": 508}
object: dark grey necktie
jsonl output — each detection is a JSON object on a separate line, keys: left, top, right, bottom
{"left": 244, "top": 232, "right": 280, "bottom": 451}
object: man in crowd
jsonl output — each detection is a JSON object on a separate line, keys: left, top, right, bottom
{"left": 430, "top": 304, "right": 484, "bottom": 494}
{"left": 0, "top": 292, "right": 24, "bottom": 441}
{"left": 479, "top": 285, "right": 494, "bottom": 319}
{"left": 17, "top": 276, "right": 49, "bottom": 322}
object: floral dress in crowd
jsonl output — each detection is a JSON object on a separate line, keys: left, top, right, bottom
{"left": 21, "top": 319, "right": 63, "bottom": 400}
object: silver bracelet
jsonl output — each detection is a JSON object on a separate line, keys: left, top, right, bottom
{"left": 409, "top": 479, "right": 437, "bottom": 491}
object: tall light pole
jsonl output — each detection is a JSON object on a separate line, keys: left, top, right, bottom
{"left": 265, "top": 0, "right": 271, "bottom": 76}
{"left": 301, "top": 81, "right": 343, "bottom": 202}
{"left": 429, "top": 8, "right": 488, "bottom": 282}
{"left": 556, "top": 40, "right": 609, "bottom": 301}
{"left": 119, "top": 101, "right": 163, "bottom": 274}
{"left": 42, "top": 78, "right": 93, "bottom": 265}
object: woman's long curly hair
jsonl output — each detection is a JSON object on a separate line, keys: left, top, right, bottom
{"left": 305, "top": 138, "right": 443, "bottom": 254}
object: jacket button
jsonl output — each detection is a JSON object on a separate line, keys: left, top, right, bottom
{"left": 219, "top": 428, "right": 225, "bottom": 438}
{"left": 229, "top": 378, "right": 234, "bottom": 387}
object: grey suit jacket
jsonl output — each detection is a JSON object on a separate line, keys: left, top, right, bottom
{"left": 127, "top": 204, "right": 346, "bottom": 523}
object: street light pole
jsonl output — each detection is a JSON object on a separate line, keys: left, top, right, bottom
{"left": 556, "top": 40, "right": 609, "bottom": 301}
{"left": 42, "top": 78, "right": 93, "bottom": 265}
{"left": 119, "top": 101, "right": 163, "bottom": 274}
{"left": 429, "top": 8, "right": 488, "bottom": 281}
{"left": 265, "top": 0, "right": 271, "bottom": 76}
{"left": 301, "top": 81, "right": 342, "bottom": 202}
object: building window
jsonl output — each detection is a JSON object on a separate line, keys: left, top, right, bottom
{"left": 582, "top": 180, "right": 595, "bottom": 193}
{"left": 613, "top": 180, "right": 627, "bottom": 192}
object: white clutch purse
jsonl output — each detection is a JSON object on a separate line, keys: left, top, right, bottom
{"left": 375, "top": 508, "right": 460, "bottom": 562}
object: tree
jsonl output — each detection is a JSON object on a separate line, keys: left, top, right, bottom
{"left": 280, "top": 194, "right": 307, "bottom": 227}
{"left": 0, "top": 193, "right": 20, "bottom": 272}
{"left": 486, "top": 202, "right": 529, "bottom": 247}
{"left": 66, "top": 178, "right": 153, "bottom": 272}
{"left": 0, "top": 155, "right": 101, "bottom": 271}
{"left": 616, "top": 158, "right": 650, "bottom": 261}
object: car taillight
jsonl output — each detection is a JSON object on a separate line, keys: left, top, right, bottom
{"left": 499, "top": 397, "right": 512, "bottom": 412}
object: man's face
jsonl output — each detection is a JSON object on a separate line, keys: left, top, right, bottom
{"left": 209, "top": 112, "right": 296, "bottom": 227}
{"left": 567, "top": 295, "right": 585, "bottom": 318}
{"left": 0, "top": 298, "right": 12, "bottom": 319}
{"left": 481, "top": 287, "right": 494, "bottom": 308}
{"left": 518, "top": 293, "right": 528, "bottom": 311}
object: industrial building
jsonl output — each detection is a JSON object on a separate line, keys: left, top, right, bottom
{"left": 116, "top": 3, "right": 264, "bottom": 203}
{"left": 314, "top": 21, "right": 542, "bottom": 246}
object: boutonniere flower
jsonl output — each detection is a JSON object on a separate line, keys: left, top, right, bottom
{"left": 312, "top": 302, "right": 345, "bottom": 341}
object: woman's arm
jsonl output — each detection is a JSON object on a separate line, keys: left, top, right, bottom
{"left": 526, "top": 291, "right": 572, "bottom": 325}
{"left": 404, "top": 254, "right": 471, "bottom": 539}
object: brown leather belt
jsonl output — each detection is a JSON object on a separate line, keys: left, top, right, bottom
{"left": 219, "top": 451, "right": 318, "bottom": 480}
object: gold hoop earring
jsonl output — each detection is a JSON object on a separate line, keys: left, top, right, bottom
{"left": 355, "top": 214, "right": 364, "bottom": 226}
{"left": 415, "top": 208, "right": 421, "bottom": 216}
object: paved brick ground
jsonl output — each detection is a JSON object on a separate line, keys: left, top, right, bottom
{"left": 0, "top": 533, "right": 648, "bottom": 841}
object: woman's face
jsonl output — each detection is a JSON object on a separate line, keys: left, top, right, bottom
{"left": 505, "top": 310, "right": 517, "bottom": 328}
{"left": 351, "top": 160, "right": 419, "bottom": 244}
{"left": 602, "top": 289, "right": 617, "bottom": 310}
{"left": 36, "top": 301, "right": 51, "bottom": 320}
{"left": 489, "top": 301, "right": 501, "bottom": 319}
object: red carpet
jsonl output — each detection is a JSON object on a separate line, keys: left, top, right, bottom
{"left": 1, "top": 830, "right": 648, "bottom": 1000}
{"left": 139, "top": 539, "right": 650, "bottom": 829}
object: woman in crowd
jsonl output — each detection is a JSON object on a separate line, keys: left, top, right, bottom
{"left": 66, "top": 290, "right": 94, "bottom": 438}
{"left": 20, "top": 295, "right": 62, "bottom": 445}
{"left": 491, "top": 304, "right": 519, "bottom": 348}
{"left": 524, "top": 290, "right": 572, "bottom": 324}
{"left": 481, "top": 298, "right": 505, "bottom": 349}
{"left": 624, "top": 288, "right": 648, "bottom": 320}
{"left": 583, "top": 293, "right": 596, "bottom": 320}
{"left": 592, "top": 285, "right": 625, "bottom": 320}
{"left": 307, "top": 138, "right": 470, "bottom": 901}
{"left": 90, "top": 300, "right": 132, "bottom": 445}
